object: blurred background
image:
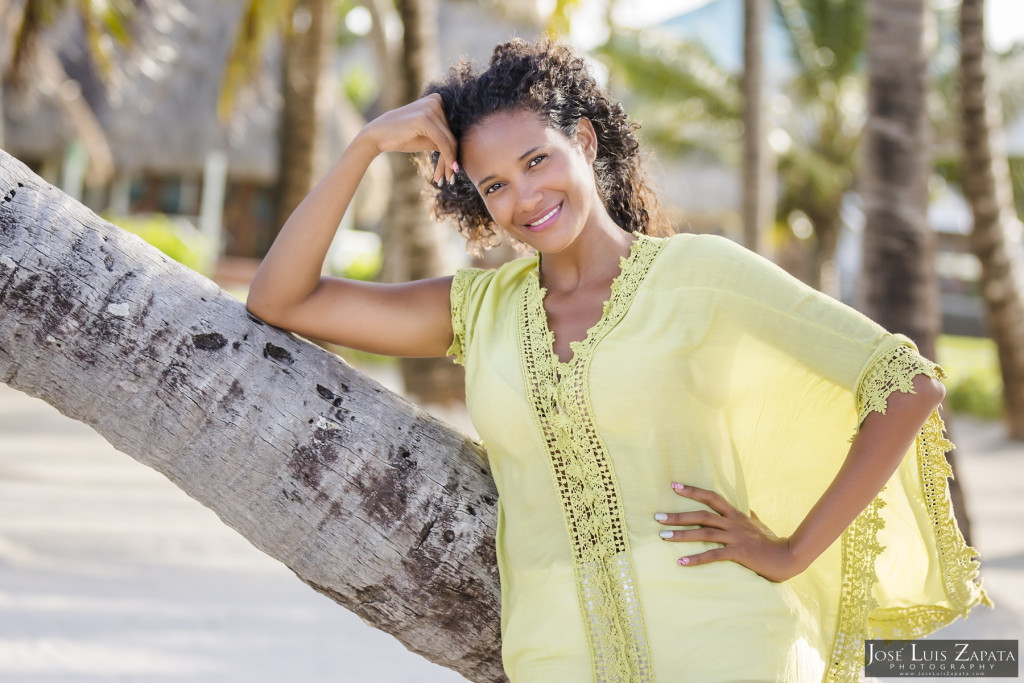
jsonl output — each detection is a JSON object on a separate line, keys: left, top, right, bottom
{"left": 1, "top": 0, "right": 1023, "bottom": 680}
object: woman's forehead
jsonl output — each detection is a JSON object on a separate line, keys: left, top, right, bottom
{"left": 461, "top": 111, "right": 566, "bottom": 168}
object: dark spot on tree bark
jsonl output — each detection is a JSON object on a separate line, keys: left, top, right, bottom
{"left": 263, "top": 343, "right": 294, "bottom": 365}
{"left": 415, "top": 520, "right": 435, "bottom": 550}
{"left": 2, "top": 189, "right": 15, "bottom": 202}
{"left": 280, "top": 487, "right": 302, "bottom": 503}
{"left": 246, "top": 313, "right": 265, "bottom": 326}
{"left": 232, "top": 341, "right": 240, "bottom": 350}
{"left": 316, "top": 384, "right": 335, "bottom": 401}
{"left": 317, "top": 500, "right": 345, "bottom": 531}
{"left": 192, "top": 332, "right": 227, "bottom": 350}
{"left": 442, "top": 530, "right": 456, "bottom": 544}
{"left": 354, "top": 584, "right": 390, "bottom": 606}
{"left": 287, "top": 433, "right": 340, "bottom": 489}
{"left": 467, "top": 505, "right": 476, "bottom": 516}
{"left": 200, "top": 297, "right": 206, "bottom": 302}
{"left": 242, "top": 333, "right": 249, "bottom": 340}
{"left": 481, "top": 495, "right": 495, "bottom": 506}
{"left": 332, "top": 397, "right": 343, "bottom": 407}
{"left": 227, "top": 379, "right": 244, "bottom": 400}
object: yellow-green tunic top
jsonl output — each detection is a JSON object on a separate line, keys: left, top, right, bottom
{"left": 447, "top": 231, "right": 990, "bottom": 683}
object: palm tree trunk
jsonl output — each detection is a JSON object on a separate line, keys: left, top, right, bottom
{"left": 0, "top": 149, "right": 506, "bottom": 682}
{"left": 273, "top": 0, "right": 328, "bottom": 245}
{"left": 742, "top": 0, "right": 769, "bottom": 256}
{"left": 960, "top": 0, "right": 1024, "bottom": 441}
{"left": 860, "top": 0, "right": 940, "bottom": 359}
{"left": 860, "top": 0, "right": 974, "bottom": 543}
{"left": 381, "top": 0, "right": 465, "bottom": 405}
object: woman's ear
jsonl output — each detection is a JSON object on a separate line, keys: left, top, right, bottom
{"left": 576, "top": 117, "right": 598, "bottom": 164}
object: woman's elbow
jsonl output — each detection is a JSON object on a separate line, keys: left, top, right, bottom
{"left": 913, "top": 374, "right": 946, "bottom": 411}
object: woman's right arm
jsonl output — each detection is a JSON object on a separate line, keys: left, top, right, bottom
{"left": 245, "top": 95, "right": 460, "bottom": 358}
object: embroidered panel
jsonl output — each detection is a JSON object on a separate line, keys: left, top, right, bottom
{"left": 517, "top": 235, "right": 666, "bottom": 682}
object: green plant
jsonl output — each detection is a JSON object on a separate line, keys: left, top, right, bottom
{"left": 105, "top": 213, "right": 216, "bottom": 276}
{"left": 936, "top": 334, "right": 1004, "bottom": 419}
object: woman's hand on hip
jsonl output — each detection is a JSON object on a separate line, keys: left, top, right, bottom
{"left": 356, "top": 94, "right": 458, "bottom": 185}
{"left": 655, "top": 483, "right": 805, "bottom": 583}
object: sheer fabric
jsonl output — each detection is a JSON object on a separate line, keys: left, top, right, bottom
{"left": 448, "top": 232, "right": 990, "bottom": 682}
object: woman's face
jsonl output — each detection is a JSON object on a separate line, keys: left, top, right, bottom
{"left": 459, "top": 109, "right": 602, "bottom": 254}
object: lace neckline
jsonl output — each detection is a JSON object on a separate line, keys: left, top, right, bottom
{"left": 525, "top": 232, "right": 666, "bottom": 371}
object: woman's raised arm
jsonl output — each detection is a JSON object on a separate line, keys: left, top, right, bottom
{"left": 245, "top": 95, "right": 461, "bottom": 358}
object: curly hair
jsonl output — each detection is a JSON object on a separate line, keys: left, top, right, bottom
{"left": 421, "top": 37, "right": 671, "bottom": 252}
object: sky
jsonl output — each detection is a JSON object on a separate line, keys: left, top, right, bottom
{"left": 559, "top": 0, "right": 1024, "bottom": 52}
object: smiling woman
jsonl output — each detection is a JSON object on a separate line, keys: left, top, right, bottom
{"left": 245, "top": 37, "right": 990, "bottom": 683}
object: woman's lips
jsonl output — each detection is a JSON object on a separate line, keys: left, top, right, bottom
{"left": 525, "top": 203, "right": 562, "bottom": 232}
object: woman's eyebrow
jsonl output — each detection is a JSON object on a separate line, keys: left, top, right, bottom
{"left": 476, "top": 146, "right": 543, "bottom": 189}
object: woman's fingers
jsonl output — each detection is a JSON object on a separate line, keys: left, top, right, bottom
{"left": 658, "top": 527, "right": 729, "bottom": 543}
{"left": 670, "top": 482, "right": 741, "bottom": 519}
{"left": 654, "top": 509, "right": 727, "bottom": 529}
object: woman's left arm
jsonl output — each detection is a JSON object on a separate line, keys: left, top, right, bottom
{"left": 657, "top": 373, "right": 946, "bottom": 582}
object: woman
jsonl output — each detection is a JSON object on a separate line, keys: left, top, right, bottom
{"left": 246, "top": 38, "right": 990, "bottom": 682}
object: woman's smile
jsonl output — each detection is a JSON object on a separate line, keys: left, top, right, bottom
{"left": 524, "top": 202, "right": 562, "bottom": 232}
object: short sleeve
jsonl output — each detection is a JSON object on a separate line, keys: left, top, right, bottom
{"left": 447, "top": 267, "right": 486, "bottom": 366}
{"left": 854, "top": 339, "right": 945, "bottom": 425}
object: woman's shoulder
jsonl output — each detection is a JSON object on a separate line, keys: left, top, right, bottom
{"left": 452, "top": 252, "right": 538, "bottom": 298}
{"left": 649, "top": 231, "right": 769, "bottom": 285}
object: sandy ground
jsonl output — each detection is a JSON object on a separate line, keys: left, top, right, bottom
{"left": 0, "top": 375, "right": 1021, "bottom": 682}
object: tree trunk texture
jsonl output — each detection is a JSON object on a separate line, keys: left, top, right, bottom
{"left": 742, "top": 0, "right": 768, "bottom": 256}
{"left": 860, "top": 0, "right": 940, "bottom": 360}
{"left": 0, "top": 150, "right": 507, "bottom": 682}
{"left": 272, "top": 0, "right": 328, "bottom": 246}
{"left": 959, "top": 0, "right": 1024, "bottom": 441}
{"left": 382, "top": 0, "right": 465, "bottom": 405}
{"left": 860, "top": 0, "right": 973, "bottom": 543}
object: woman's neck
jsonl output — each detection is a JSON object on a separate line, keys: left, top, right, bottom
{"left": 538, "top": 217, "right": 637, "bottom": 295}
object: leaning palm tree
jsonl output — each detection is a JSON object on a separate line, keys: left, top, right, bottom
{"left": 959, "top": 0, "right": 1024, "bottom": 440}
{"left": 0, "top": 147, "right": 506, "bottom": 681}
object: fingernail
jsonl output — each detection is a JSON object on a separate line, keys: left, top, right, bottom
{"left": 679, "top": 557, "right": 690, "bottom": 565}
{"left": 453, "top": 161, "right": 460, "bottom": 172}
{"left": 654, "top": 513, "right": 668, "bottom": 521}
{"left": 671, "top": 482, "right": 685, "bottom": 490}
{"left": 660, "top": 531, "right": 674, "bottom": 539}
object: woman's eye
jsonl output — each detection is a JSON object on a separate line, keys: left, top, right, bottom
{"left": 529, "top": 155, "right": 545, "bottom": 168}
{"left": 485, "top": 182, "right": 503, "bottom": 195}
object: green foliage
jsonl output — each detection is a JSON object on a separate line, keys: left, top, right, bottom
{"left": 341, "top": 63, "right": 379, "bottom": 111}
{"left": 106, "top": 213, "right": 216, "bottom": 277}
{"left": 595, "top": 33, "right": 742, "bottom": 163}
{"left": 937, "top": 335, "right": 1004, "bottom": 419}
{"left": 219, "top": 0, "right": 295, "bottom": 121}
{"left": 334, "top": 247, "right": 382, "bottom": 281}
{"left": 5, "top": 0, "right": 134, "bottom": 84}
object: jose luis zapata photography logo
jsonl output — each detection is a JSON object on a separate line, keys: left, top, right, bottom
{"left": 865, "top": 640, "right": 1018, "bottom": 677}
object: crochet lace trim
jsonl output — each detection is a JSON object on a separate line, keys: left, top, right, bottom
{"left": 518, "top": 233, "right": 666, "bottom": 682}
{"left": 824, "top": 344, "right": 993, "bottom": 682}
{"left": 447, "top": 267, "right": 486, "bottom": 366}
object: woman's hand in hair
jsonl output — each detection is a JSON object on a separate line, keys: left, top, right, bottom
{"left": 357, "top": 94, "right": 459, "bottom": 185}
{"left": 655, "top": 483, "right": 804, "bottom": 583}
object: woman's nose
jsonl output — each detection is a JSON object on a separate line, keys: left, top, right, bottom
{"left": 515, "top": 180, "right": 544, "bottom": 213}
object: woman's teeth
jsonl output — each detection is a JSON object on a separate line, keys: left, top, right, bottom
{"left": 529, "top": 206, "right": 559, "bottom": 227}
